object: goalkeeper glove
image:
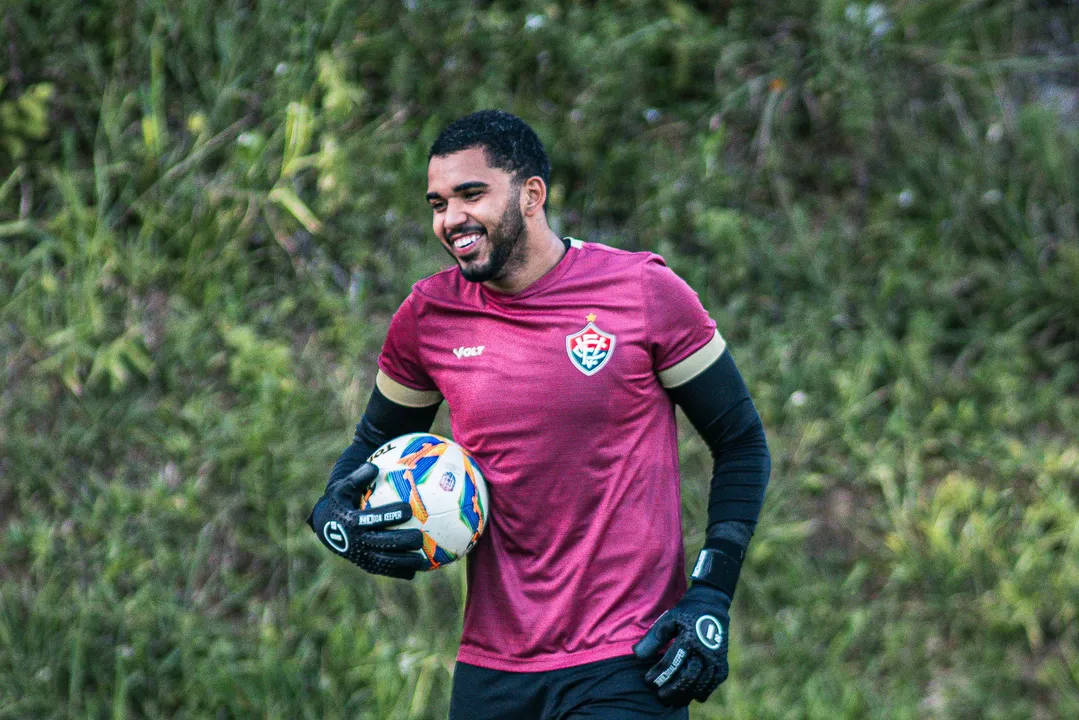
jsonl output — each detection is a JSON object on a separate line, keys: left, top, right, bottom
{"left": 634, "top": 539, "right": 746, "bottom": 706}
{"left": 307, "top": 462, "right": 431, "bottom": 579}
{"left": 633, "top": 583, "right": 731, "bottom": 707}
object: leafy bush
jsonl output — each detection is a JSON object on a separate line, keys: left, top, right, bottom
{"left": 2, "top": 1, "right": 1077, "bottom": 717}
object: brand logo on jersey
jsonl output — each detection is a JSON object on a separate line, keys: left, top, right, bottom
{"left": 566, "top": 314, "right": 616, "bottom": 376}
{"left": 453, "top": 345, "right": 484, "bottom": 359}
{"left": 695, "top": 615, "right": 724, "bottom": 650}
{"left": 323, "top": 520, "right": 348, "bottom": 553}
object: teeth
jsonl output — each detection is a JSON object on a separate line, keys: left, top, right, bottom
{"left": 453, "top": 233, "right": 482, "bottom": 250}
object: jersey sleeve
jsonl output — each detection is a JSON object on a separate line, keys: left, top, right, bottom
{"left": 642, "top": 256, "right": 726, "bottom": 388}
{"left": 376, "top": 292, "right": 443, "bottom": 407}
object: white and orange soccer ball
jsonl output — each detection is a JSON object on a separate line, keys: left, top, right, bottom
{"left": 361, "top": 433, "right": 489, "bottom": 570}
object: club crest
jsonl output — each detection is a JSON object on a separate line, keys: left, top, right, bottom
{"left": 566, "top": 316, "right": 616, "bottom": 376}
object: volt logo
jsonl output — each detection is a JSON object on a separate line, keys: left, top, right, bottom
{"left": 323, "top": 520, "right": 348, "bottom": 553}
{"left": 696, "top": 615, "right": 724, "bottom": 650}
{"left": 453, "top": 346, "right": 484, "bottom": 359}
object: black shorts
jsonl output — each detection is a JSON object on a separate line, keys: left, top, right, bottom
{"left": 448, "top": 655, "right": 690, "bottom": 720}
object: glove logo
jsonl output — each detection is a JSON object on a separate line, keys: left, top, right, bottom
{"left": 323, "top": 520, "right": 349, "bottom": 553}
{"left": 695, "top": 614, "right": 724, "bottom": 650}
{"left": 653, "top": 648, "right": 685, "bottom": 687}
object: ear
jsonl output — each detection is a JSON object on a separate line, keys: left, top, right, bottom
{"left": 520, "top": 176, "right": 547, "bottom": 217}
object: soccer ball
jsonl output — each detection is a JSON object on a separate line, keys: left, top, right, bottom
{"left": 362, "top": 433, "right": 489, "bottom": 570}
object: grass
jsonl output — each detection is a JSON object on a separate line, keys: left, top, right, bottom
{"left": 2, "top": 0, "right": 1078, "bottom": 717}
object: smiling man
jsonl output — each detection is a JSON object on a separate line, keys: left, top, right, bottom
{"left": 308, "top": 110, "right": 772, "bottom": 719}
{"left": 424, "top": 121, "right": 562, "bottom": 292}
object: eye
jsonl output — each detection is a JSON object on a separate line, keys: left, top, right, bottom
{"left": 463, "top": 190, "right": 482, "bottom": 202}
{"left": 430, "top": 200, "right": 446, "bottom": 213}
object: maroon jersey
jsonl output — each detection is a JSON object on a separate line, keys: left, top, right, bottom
{"left": 377, "top": 240, "right": 724, "bottom": 671}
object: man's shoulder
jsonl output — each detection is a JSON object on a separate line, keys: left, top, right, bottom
{"left": 407, "top": 265, "right": 467, "bottom": 302}
{"left": 573, "top": 239, "right": 667, "bottom": 274}
{"left": 573, "top": 241, "right": 699, "bottom": 307}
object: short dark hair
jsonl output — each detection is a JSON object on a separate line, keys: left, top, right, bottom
{"left": 429, "top": 110, "right": 551, "bottom": 188}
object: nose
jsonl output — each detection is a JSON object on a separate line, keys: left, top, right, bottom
{"left": 444, "top": 200, "right": 470, "bottom": 232}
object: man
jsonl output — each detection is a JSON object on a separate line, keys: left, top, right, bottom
{"left": 309, "top": 110, "right": 771, "bottom": 718}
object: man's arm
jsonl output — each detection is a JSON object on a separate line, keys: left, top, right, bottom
{"left": 666, "top": 348, "right": 771, "bottom": 595}
{"left": 325, "top": 371, "right": 443, "bottom": 489}
{"left": 308, "top": 371, "right": 443, "bottom": 579}
{"left": 634, "top": 343, "right": 771, "bottom": 706}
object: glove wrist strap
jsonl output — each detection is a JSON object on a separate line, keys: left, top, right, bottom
{"left": 690, "top": 539, "right": 745, "bottom": 598}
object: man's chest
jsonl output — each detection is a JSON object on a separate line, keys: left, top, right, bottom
{"left": 416, "top": 301, "right": 659, "bottom": 425}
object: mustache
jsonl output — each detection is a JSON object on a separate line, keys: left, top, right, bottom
{"left": 446, "top": 223, "right": 485, "bottom": 239}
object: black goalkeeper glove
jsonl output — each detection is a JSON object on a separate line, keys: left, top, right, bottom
{"left": 307, "top": 462, "right": 431, "bottom": 579}
{"left": 633, "top": 583, "right": 732, "bottom": 707}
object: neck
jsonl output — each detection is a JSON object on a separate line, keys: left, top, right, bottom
{"left": 483, "top": 225, "right": 565, "bottom": 294}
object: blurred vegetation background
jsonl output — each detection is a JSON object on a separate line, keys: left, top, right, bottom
{"left": 2, "top": 0, "right": 1078, "bottom": 718}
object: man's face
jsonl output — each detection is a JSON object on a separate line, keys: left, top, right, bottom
{"left": 426, "top": 147, "right": 527, "bottom": 284}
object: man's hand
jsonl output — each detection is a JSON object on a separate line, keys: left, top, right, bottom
{"left": 632, "top": 584, "right": 731, "bottom": 707}
{"left": 307, "top": 462, "right": 431, "bottom": 579}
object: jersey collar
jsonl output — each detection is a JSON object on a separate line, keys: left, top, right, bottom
{"left": 479, "top": 238, "right": 580, "bottom": 303}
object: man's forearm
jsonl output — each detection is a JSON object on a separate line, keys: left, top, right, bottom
{"left": 326, "top": 385, "right": 441, "bottom": 489}
{"left": 699, "top": 398, "right": 771, "bottom": 536}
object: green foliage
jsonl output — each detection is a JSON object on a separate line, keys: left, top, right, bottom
{"left": 0, "top": 81, "right": 53, "bottom": 161}
{"left": 2, "top": 0, "right": 1078, "bottom": 717}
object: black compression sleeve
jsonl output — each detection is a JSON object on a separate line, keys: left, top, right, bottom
{"left": 326, "top": 386, "right": 441, "bottom": 489}
{"left": 666, "top": 350, "right": 771, "bottom": 540}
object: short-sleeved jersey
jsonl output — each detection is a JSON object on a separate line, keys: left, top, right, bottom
{"left": 377, "top": 240, "right": 725, "bottom": 672}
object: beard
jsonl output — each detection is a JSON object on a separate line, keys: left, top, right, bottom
{"left": 445, "top": 188, "right": 527, "bottom": 284}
